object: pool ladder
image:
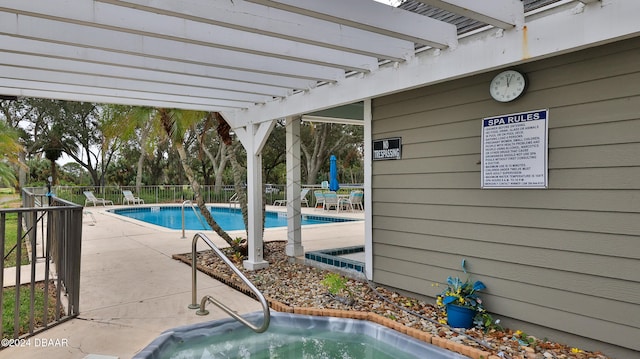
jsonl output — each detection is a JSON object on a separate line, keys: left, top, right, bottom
{"left": 189, "top": 232, "right": 270, "bottom": 333}
{"left": 181, "top": 200, "right": 208, "bottom": 239}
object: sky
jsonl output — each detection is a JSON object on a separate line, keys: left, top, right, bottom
{"left": 374, "top": 0, "right": 403, "bottom": 6}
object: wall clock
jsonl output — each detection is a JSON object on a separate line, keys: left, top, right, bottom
{"left": 489, "top": 70, "right": 527, "bottom": 102}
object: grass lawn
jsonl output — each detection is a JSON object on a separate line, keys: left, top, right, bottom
{"left": 2, "top": 212, "right": 29, "bottom": 268}
{"left": 1, "top": 194, "right": 55, "bottom": 339}
{"left": 2, "top": 282, "right": 61, "bottom": 339}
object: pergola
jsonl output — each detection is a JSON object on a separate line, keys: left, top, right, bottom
{"left": 1, "top": 0, "right": 637, "bottom": 272}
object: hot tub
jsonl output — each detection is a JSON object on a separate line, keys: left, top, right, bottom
{"left": 134, "top": 311, "right": 468, "bottom": 359}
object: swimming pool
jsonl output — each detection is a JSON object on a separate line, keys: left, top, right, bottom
{"left": 133, "top": 311, "right": 467, "bottom": 359}
{"left": 110, "top": 206, "right": 358, "bottom": 231}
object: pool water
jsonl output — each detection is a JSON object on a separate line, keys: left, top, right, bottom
{"left": 111, "top": 206, "right": 357, "bottom": 231}
{"left": 134, "top": 312, "right": 467, "bottom": 359}
{"left": 165, "top": 326, "right": 410, "bottom": 359}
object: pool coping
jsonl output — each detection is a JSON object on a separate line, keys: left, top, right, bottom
{"left": 305, "top": 245, "right": 365, "bottom": 273}
{"left": 133, "top": 311, "right": 471, "bottom": 359}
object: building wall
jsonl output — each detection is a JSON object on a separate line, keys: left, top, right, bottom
{"left": 371, "top": 37, "right": 640, "bottom": 357}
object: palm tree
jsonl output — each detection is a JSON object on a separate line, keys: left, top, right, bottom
{"left": 0, "top": 120, "right": 22, "bottom": 187}
{"left": 102, "top": 105, "right": 160, "bottom": 194}
{"left": 157, "top": 109, "right": 243, "bottom": 253}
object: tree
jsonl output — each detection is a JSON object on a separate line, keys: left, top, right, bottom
{"left": 300, "top": 122, "right": 359, "bottom": 184}
{"left": 1, "top": 98, "right": 38, "bottom": 188}
{"left": 102, "top": 105, "right": 162, "bottom": 192}
{"left": 196, "top": 113, "right": 229, "bottom": 191}
{"left": 154, "top": 108, "right": 243, "bottom": 253}
{"left": 261, "top": 120, "right": 287, "bottom": 184}
{"left": 0, "top": 119, "right": 22, "bottom": 187}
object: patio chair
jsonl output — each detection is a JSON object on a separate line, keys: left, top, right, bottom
{"left": 323, "top": 191, "right": 339, "bottom": 211}
{"left": 273, "top": 188, "right": 310, "bottom": 207}
{"left": 313, "top": 190, "right": 325, "bottom": 209}
{"left": 122, "top": 190, "right": 144, "bottom": 205}
{"left": 83, "top": 191, "right": 114, "bottom": 207}
{"left": 340, "top": 191, "right": 364, "bottom": 211}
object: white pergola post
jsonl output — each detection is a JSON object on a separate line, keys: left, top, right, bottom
{"left": 234, "top": 121, "right": 276, "bottom": 270}
{"left": 363, "top": 99, "right": 373, "bottom": 280}
{"left": 285, "top": 116, "right": 304, "bottom": 257}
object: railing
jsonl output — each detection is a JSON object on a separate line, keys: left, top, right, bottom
{"left": 50, "top": 184, "right": 364, "bottom": 207}
{"left": 181, "top": 200, "right": 207, "bottom": 239}
{"left": 189, "top": 232, "right": 270, "bottom": 333}
{"left": 0, "top": 189, "right": 82, "bottom": 342}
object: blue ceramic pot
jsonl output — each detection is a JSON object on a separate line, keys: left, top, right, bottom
{"left": 446, "top": 304, "right": 475, "bottom": 328}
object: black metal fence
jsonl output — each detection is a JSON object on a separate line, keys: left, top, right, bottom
{"left": 0, "top": 188, "right": 82, "bottom": 341}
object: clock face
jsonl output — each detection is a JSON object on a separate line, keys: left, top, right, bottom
{"left": 489, "top": 70, "right": 527, "bottom": 102}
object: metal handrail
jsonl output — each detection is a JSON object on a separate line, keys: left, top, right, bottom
{"left": 181, "top": 200, "right": 208, "bottom": 239}
{"left": 189, "top": 232, "right": 270, "bottom": 333}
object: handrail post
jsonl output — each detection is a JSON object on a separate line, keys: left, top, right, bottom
{"left": 181, "top": 200, "right": 190, "bottom": 239}
{"left": 189, "top": 232, "right": 270, "bottom": 333}
{"left": 188, "top": 231, "right": 199, "bottom": 309}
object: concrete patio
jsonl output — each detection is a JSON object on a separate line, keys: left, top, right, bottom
{"left": 0, "top": 204, "right": 364, "bottom": 359}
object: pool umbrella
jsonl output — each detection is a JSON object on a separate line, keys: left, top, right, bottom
{"left": 329, "top": 155, "right": 340, "bottom": 191}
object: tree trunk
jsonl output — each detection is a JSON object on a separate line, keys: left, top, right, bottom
{"left": 227, "top": 142, "right": 249, "bottom": 236}
{"left": 135, "top": 123, "right": 151, "bottom": 194}
{"left": 18, "top": 150, "right": 26, "bottom": 189}
{"left": 160, "top": 110, "right": 242, "bottom": 253}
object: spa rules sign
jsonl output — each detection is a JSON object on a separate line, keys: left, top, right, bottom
{"left": 481, "top": 109, "right": 548, "bottom": 189}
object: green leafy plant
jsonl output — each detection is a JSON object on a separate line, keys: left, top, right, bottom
{"left": 321, "top": 273, "right": 348, "bottom": 296}
{"left": 514, "top": 330, "right": 537, "bottom": 346}
{"left": 230, "top": 252, "right": 244, "bottom": 264}
{"left": 321, "top": 273, "right": 354, "bottom": 305}
{"left": 475, "top": 312, "right": 503, "bottom": 332}
{"left": 436, "top": 259, "right": 487, "bottom": 325}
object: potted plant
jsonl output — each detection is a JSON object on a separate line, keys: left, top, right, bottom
{"left": 436, "top": 260, "right": 487, "bottom": 329}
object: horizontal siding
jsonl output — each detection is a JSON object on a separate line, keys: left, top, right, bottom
{"left": 373, "top": 203, "right": 639, "bottom": 236}
{"left": 373, "top": 237, "right": 639, "bottom": 301}
{"left": 370, "top": 36, "right": 640, "bottom": 353}
{"left": 373, "top": 217, "right": 639, "bottom": 259}
{"left": 373, "top": 168, "right": 640, "bottom": 189}
{"left": 373, "top": 254, "right": 639, "bottom": 326}
{"left": 373, "top": 188, "right": 640, "bottom": 213}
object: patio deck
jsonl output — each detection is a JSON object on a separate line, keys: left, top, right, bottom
{"left": 1, "top": 204, "right": 364, "bottom": 359}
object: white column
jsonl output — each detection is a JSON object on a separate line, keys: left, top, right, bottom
{"left": 363, "top": 99, "right": 373, "bottom": 280}
{"left": 236, "top": 121, "right": 276, "bottom": 271}
{"left": 285, "top": 116, "right": 304, "bottom": 257}
{"left": 244, "top": 142, "right": 268, "bottom": 270}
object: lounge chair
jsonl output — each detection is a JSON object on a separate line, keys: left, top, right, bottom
{"left": 83, "top": 191, "right": 114, "bottom": 207}
{"left": 122, "top": 190, "right": 144, "bottom": 205}
{"left": 229, "top": 193, "right": 239, "bottom": 208}
{"left": 273, "top": 188, "right": 310, "bottom": 207}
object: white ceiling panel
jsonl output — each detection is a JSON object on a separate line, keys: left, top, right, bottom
{"left": 0, "top": 0, "right": 636, "bottom": 130}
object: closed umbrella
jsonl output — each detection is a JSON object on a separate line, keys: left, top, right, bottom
{"left": 329, "top": 155, "right": 340, "bottom": 191}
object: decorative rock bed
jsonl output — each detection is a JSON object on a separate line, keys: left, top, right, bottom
{"left": 173, "top": 241, "right": 610, "bottom": 359}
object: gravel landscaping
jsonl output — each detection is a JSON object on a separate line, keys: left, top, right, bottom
{"left": 173, "top": 241, "right": 611, "bottom": 359}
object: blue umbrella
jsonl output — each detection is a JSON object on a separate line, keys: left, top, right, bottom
{"left": 329, "top": 155, "right": 340, "bottom": 191}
